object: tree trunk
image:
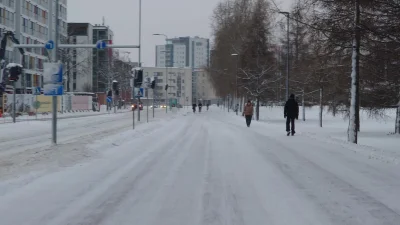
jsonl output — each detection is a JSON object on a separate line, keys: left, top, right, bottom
{"left": 348, "top": 0, "right": 360, "bottom": 144}
{"left": 256, "top": 97, "right": 260, "bottom": 121}
{"left": 395, "top": 106, "right": 400, "bottom": 134}
{"left": 320, "top": 87, "right": 323, "bottom": 128}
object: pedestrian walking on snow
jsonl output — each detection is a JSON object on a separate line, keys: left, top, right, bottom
{"left": 284, "top": 94, "right": 299, "bottom": 136}
{"left": 243, "top": 100, "right": 254, "bottom": 127}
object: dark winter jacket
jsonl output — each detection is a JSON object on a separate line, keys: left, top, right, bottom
{"left": 284, "top": 97, "right": 299, "bottom": 118}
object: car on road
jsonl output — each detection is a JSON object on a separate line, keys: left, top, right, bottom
{"left": 131, "top": 103, "right": 143, "bottom": 111}
{"left": 160, "top": 104, "right": 167, "bottom": 108}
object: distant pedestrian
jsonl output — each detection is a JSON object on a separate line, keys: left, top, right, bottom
{"left": 242, "top": 100, "right": 254, "bottom": 127}
{"left": 192, "top": 103, "right": 197, "bottom": 113}
{"left": 284, "top": 94, "right": 299, "bottom": 136}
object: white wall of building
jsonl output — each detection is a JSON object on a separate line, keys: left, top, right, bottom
{"left": 155, "top": 45, "right": 166, "bottom": 67}
{"left": 172, "top": 44, "right": 186, "bottom": 68}
{"left": 192, "top": 38, "right": 209, "bottom": 69}
{"left": 142, "top": 67, "right": 192, "bottom": 106}
{"left": 75, "top": 33, "right": 93, "bottom": 91}
{"left": 193, "top": 69, "right": 216, "bottom": 104}
{"left": 155, "top": 36, "right": 209, "bottom": 69}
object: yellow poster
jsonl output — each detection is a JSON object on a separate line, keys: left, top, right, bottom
{"left": 36, "top": 96, "right": 61, "bottom": 113}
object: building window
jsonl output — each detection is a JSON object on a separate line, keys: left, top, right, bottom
{"left": 26, "top": 74, "right": 32, "bottom": 87}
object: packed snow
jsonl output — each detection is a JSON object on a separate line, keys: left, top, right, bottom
{"left": 0, "top": 105, "right": 399, "bottom": 225}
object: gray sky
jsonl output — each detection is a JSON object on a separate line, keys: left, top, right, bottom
{"left": 68, "top": 0, "right": 292, "bottom": 67}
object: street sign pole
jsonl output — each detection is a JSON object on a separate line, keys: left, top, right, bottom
{"left": 12, "top": 81, "right": 16, "bottom": 123}
{"left": 146, "top": 88, "right": 148, "bottom": 123}
{"left": 138, "top": 96, "right": 140, "bottom": 122}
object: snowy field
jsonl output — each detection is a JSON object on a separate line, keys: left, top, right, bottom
{"left": 0, "top": 106, "right": 399, "bottom": 225}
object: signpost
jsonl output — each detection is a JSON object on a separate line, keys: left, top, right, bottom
{"left": 33, "top": 101, "right": 40, "bottom": 119}
{"left": 135, "top": 87, "right": 144, "bottom": 121}
{"left": 106, "top": 96, "right": 112, "bottom": 114}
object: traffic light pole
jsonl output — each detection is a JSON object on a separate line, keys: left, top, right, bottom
{"left": 12, "top": 81, "right": 16, "bottom": 123}
{"left": 138, "top": 97, "right": 140, "bottom": 121}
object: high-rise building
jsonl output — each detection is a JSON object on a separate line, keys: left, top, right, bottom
{"left": 92, "top": 25, "right": 113, "bottom": 93}
{"left": 66, "top": 23, "right": 94, "bottom": 92}
{"left": 0, "top": 0, "right": 68, "bottom": 93}
{"left": 155, "top": 36, "right": 209, "bottom": 69}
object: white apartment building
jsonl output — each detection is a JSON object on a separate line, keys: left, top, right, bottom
{"left": 155, "top": 43, "right": 186, "bottom": 68}
{"left": 66, "top": 22, "right": 93, "bottom": 92}
{"left": 155, "top": 36, "right": 210, "bottom": 69}
{"left": 0, "top": 0, "right": 68, "bottom": 93}
{"left": 142, "top": 67, "right": 192, "bottom": 106}
{"left": 193, "top": 68, "right": 217, "bottom": 104}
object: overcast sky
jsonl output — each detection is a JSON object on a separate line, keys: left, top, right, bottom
{"left": 68, "top": 0, "right": 292, "bottom": 67}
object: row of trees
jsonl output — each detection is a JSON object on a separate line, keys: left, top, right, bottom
{"left": 209, "top": 0, "right": 400, "bottom": 143}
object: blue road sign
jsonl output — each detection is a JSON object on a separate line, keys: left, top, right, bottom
{"left": 45, "top": 40, "right": 54, "bottom": 50}
{"left": 33, "top": 87, "right": 41, "bottom": 95}
{"left": 43, "top": 63, "right": 63, "bottom": 83}
{"left": 43, "top": 84, "right": 63, "bottom": 96}
{"left": 107, "top": 96, "right": 112, "bottom": 103}
{"left": 135, "top": 88, "right": 144, "bottom": 98}
{"left": 96, "top": 40, "right": 107, "bottom": 49}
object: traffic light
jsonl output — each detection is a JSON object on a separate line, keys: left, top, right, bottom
{"left": 107, "top": 90, "right": 112, "bottom": 97}
{"left": 151, "top": 80, "right": 155, "bottom": 89}
{"left": 8, "top": 65, "right": 23, "bottom": 82}
{"left": 112, "top": 80, "right": 118, "bottom": 91}
{"left": 134, "top": 69, "right": 143, "bottom": 87}
{"left": 165, "top": 84, "right": 168, "bottom": 91}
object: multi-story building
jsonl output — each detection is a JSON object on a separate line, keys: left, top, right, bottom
{"left": 155, "top": 36, "right": 210, "bottom": 68}
{"left": 92, "top": 25, "right": 113, "bottom": 93}
{"left": 142, "top": 67, "right": 192, "bottom": 106}
{"left": 192, "top": 69, "right": 217, "bottom": 104}
{"left": 0, "top": 0, "right": 67, "bottom": 93}
{"left": 66, "top": 22, "right": 93, "bottom": 92}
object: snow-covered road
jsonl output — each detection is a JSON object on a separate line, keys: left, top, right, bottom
{"left": 1, "top": 108, "right": 399, "bottom": 225}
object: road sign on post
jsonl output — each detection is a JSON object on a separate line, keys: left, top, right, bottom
{"left": 96, "top": 40, "right": 107, "bottom": 49}
{"left": 32, "top": 87, "right": 41, "bottom": 95}
{"left": 43, "top": 63, "right": 63, "bottom": 96}
{"left": 135, "top": 88, "right": 144, "bottom": 98}
{"left": 107, "top": 96, "right": 112, "bottom": 103}
{"left": 45, "top": 40, "right": 54, "bottom": 50}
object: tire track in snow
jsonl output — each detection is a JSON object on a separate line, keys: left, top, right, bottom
{"left": 44, "top": 114, "right": 198, "bottom": 225}
{"left": 220, "top": 116, "right": 400, "bottom": 225}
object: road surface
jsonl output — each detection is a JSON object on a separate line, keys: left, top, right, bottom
{"left": 0, "top": 109, "right": 399, "bottom": 225}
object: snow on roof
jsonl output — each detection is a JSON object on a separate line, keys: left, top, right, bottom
{"left": 6, "top": 63, "right": 23, "bottom": 69}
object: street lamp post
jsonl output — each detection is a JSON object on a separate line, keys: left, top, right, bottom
{"left": 279, "top": 11, "right": 290, "bottom": 101}
{"left": 153, "top": 33, "right": 168, "bottom": 113}
{"left": 231, "top": 53, "right": 239, "bottom": 115}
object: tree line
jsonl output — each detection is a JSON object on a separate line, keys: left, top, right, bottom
{"left": 209, "top": 0, "right": 400, "bottom": 142}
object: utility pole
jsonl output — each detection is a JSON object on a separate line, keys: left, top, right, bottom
{"left": 138, "top": 0, "right": 142, "bottom": 67}
{"left": 51, "top": 0, "right": 60, "bottom": 144}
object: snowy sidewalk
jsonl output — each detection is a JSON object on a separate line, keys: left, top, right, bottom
{"left": 0, "top": 107, "right": 399, "bottom": 225}
{"left": 0, "top": 108, "right": 178, "bottom": 180}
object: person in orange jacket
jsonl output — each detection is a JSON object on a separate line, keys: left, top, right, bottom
{"left": 242, "top": 100, "right": 254, "bottom": 127}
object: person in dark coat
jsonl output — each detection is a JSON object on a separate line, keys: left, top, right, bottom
{"left": 284, "top": 94, "right": 299, "bottom": 135}
{"left": 192, "top": 103, "right": 197, "bottom": 113}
